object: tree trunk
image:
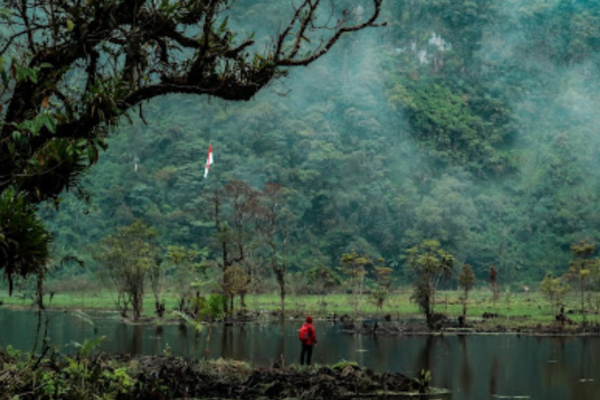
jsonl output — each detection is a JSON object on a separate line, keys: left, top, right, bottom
{"left": 155, "top": 300, "right": 165, "bottom": 318}
{"left": 278, "top": 272, "right": 285, "bottom": 318}
{"left": 194, "top": 291, "right": 201, "bottom": 317}
{"left": 581, "top": 287, "right": 586, "bottom": 324}
{"left": 215, "top": 190, "right": 229, "bottom": 316}
{"left": 36, "top": 266, "right": 45, "bottom": 310}
{"left": 462, "top": 290, "right": 468, "bottom": 325}
{"left": 426, "top": 310, "right": 434, "bottom": 330}
{"left": 133, "top": 289, "right": 143, "bottom": 321}
{"left": 425, "top": 291, "right": 433, "bottom": 329}
{"left": 117, "top": 292, "right": 129, "bottom": 318}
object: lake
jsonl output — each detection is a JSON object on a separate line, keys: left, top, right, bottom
{"left": 0, "top": 308, "right": 599, "bottom": 400}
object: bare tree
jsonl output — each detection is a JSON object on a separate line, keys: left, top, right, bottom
{"left": 457, "top": 264, "right": 475, "bottom": 325}
{"left": 256, "top": 183, "right": 290, "bottom": 318}
{"left": 340, "top": 249, "right": 369, "bottom": 317}
{"left": 489, "top": 265, "right": 499, "bottom": 306}
{"left": 213, "top": 180, "right": 261, "bottom": 314}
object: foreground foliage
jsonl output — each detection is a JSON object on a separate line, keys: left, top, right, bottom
{"left": 0, "top": 348, "right": 421, "bottom": 400}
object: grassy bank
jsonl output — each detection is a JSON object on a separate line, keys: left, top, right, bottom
{"left": 1, "top": 286, "right": 596, "bottom": 327}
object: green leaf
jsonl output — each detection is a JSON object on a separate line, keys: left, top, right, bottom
{"left": 0, "top": 8, "right": 12, "bottom": 21}
{"left": 218, "top": 16, "right": 229, "bottom": 33}
{"left": 95, "top": 138, "right": 108, "bottom": 151}
{"left": 67, "top": 19, "right": 74, "bottom": 31}
{"left": 31, "top": 116, "right": 44, "bottom": 135}
{"left": 42, "top": 114, "right": 57, "bottom": 133}
{"left": 74, "top": 335, "right": 105, "bottom": 357}
{"left": 27, "top": 69, "right": 38, "bottom": 83}
{"left": 87, "top": 145, "right": 98, "bottom": 164}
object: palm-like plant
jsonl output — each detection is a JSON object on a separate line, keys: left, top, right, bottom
{"left": 0, "top": 189, "right": 51, "bottom": 294}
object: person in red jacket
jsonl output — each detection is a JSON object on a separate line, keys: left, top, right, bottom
{"left": 299, "top": 315, "right": 317, "bottom": 365}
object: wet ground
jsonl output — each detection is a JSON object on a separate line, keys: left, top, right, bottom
{"left": 131, "top": 357, "right": 421, "bottom": 399}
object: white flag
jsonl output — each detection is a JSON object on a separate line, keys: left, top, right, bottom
{"left": 204, "top": 143, "right": 213, "bottom": 178}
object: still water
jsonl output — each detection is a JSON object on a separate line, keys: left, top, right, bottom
{"left": 1, "top": 308, "right": 599, "bottom": 400}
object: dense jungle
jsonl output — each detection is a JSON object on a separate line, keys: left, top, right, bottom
{"left": 33, "top": 0, "right": 600, "bottom": 285}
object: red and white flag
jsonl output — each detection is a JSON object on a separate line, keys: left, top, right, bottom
{"left": 204, "top": 143, "right": 214, "bottom": 178}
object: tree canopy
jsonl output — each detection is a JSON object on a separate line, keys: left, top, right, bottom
{"left": 0, "top": 0, "right": 384, "bottom": 288}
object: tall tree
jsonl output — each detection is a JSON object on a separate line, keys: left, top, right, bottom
{"left": 213, "top": 180, "right": 260, "bottom": 314}
{"left": 565, "top": 240, "right": 598, "bottom": 324}
{"left": 166, "top": 245, "right": 206, "bottom": 313}
{"left": 370, "top": 259, "right": 392, "bottom": 312}
{"left": 540, "top": 274, "right": 569, "bottom": 317}
{"left": 0, "top": 0, "right": 384, "bottom": 286}
{"left": 256, "top": 182, "right": 290, "bottom": 317}
{"left": 457, "top": 263, "right": 475, "bottom": 325}
{"left": 94, "top": 219, "right": 159, "bottom": 320}
{"left": 339, "top": 249, "right": 370, "bottom": 317}
{"left": 406, "top": 239, "right": 454, "bottom": 329}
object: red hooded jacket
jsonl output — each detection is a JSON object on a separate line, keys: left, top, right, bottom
{"left": 300, "top": 316, "right": 317, "bottom": 346}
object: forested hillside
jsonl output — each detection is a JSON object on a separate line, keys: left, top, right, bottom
{"left": 40, "top": 0, "right": 600, "bottom": 286}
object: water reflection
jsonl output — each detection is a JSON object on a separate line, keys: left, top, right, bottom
{"left": 1, "top": 309, "right": 600, "bottom": 400}
{"left": 416, "top": 335, "right": 433, "bottom": 372}
{"left": 458, "top": 335, "right": 473, "bottom": 397}
{"left": 489, "top": 353, "right": 499, "bottom": 397}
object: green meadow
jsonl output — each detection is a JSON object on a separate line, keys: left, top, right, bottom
{"left": 2, "top": 286, "right": 595, "bottom": 328}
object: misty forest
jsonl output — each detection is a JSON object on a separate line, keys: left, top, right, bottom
{"left": 2, "top": 1, "right": 600, "bottom": 399}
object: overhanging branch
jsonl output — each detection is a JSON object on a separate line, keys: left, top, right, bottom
{"left": 277, "top": 0, "right": 384, "bottom": 67}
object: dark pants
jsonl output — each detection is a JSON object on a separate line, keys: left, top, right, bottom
{"left": 300, "top": 344, "right": 313, "bottom": 365}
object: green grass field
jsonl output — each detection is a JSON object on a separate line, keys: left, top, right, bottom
{"left": 2, "top": 285, "right": 597, "bottom": 328}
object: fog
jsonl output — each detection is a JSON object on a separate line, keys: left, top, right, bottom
{"left": 41, "top": 0, "right": 600, "bottom": 285}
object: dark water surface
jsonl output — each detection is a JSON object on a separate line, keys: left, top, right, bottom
{"left": 1, "top": 308, "right": 599, "bottom": 400}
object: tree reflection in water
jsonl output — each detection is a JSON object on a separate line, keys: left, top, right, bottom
{"left": 458, "top": 335, "right": 473, "bottom": 396}
{"left": 489, "top": 353, "right": 498, "bottom": 397}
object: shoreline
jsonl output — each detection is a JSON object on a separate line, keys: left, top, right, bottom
{"left": 2, "top": 303, "right": 599, "bottom": 337}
